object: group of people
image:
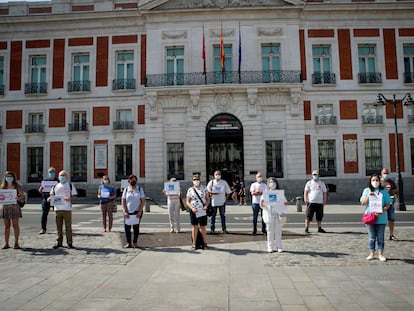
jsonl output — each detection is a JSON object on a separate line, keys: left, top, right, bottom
{"left": 0, "top": 166, "right": 399, "bottom": 258}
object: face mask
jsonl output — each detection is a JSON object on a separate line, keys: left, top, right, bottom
{"left": 214, "top": 175, "right": 221, "bottom": 180}
{"left": 371, "top": 181, "right": 380, "bottom": 189}
{"left": 312, "top": 175, "right": 319, "bottom": 180}
{"left": 59, "top": 176, "right": 66, "bottom": 183}
{"left": 130, "top": 180, "right": 137, "bottom": 186}
{"left": 193, "top": 180, "right": 200, "bottom": 186}
{"left": 103, "top": 180, "right": 109, "bottom": 184}
{"left": 5, "top": 177, "right": 14, "bottom": 183}
{"left": 49, "top": 172, "right": 55, "bottom": 178}
{"left": 269, "top": 182, "right": 276, "bottom": 189}
{"left": 382, "top": 174, "right": 389, "bottom": 179}
{"left": 257, "top": 178, "right": 263, "bottom": 183}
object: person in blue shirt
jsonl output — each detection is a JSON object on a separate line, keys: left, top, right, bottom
{"left": 360, "top": 174, "right": 392, "bottom": 262}
{"left": 97, "top": 175, "right": 117, "bottom": 232}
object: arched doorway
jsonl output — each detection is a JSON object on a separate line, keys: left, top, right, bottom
{"left": 206, "top": 114, "right": 244, "bottom": 185}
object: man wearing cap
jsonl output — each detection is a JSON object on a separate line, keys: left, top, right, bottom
{"left": 304, "top": 170, "right": 328, "bottom": 234}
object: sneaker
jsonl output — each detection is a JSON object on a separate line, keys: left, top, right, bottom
{"left": 379, "top": 255, "right": 387, "bottom": 262}
{"left": 38, "top": 230, "right": 46, "bottom": 235}
{"left": 53, "top": 243, "right": 63, "bottom": 249}
{"left": 176, "top": 229, "right": 181, "bottom": 233}
{"left": 170, "top": 229, "right": 174, "bottom": 233}
{"left": 222, "top": 229, "right": 228, "bottom": 234}
{"left": 366, "top": 254, "right": 375, "bottom": 260}
{"left": 267, "top": 248, "right": 273, "bottom": 253}
{"left": 123, "top": 243, "right": 132, "bottom": 248}
{"left": 277, "top": 249, "right": 283, "bottom": 253}
{"left": 67, "top": 244, "right": 74, "bottom": 249}
{"left": 252, "top": 230, "right": 257, "bottom": 236}
{"left": 389, "top": 235, "right": 396, "bottom": 241}
{"left": 318, "top": 228, "right": 326, "bottom": 233}
{"left": 209, "top": 230, "right": 215, "bottom": 235}
{"left": 305, "top": 228, "right": 310, "bottom": 234}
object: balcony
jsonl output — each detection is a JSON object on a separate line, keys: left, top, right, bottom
{"left": 113, "top": 121, "right": 134, "bottom": 130}
{"left": 112, "top": 79, "right": 136, "bottom": 91}
{"left": 404, "top": 72, "right": 414, "bottom": 83}
{"left": 316, "top": 116, "right": 337, "bottom": 125}
{"left": 358, "top": 72, "right": 382, "bottom": 84}
{"left": 0, "top": 84, "right": 4, "bottom": 95}
{"left": 312, "top": 72, "right": 336, "bottom": 85}
{"left": 25, "top": 124, "right": 45, "bottom": 133}
{"left": 68, "top": 80, "right": 91, "bottom": 93}
{"left": 319, "top": 168, "right": 336, "bottom": 177}
{"left": 68, "top": 123, "right": 88, "bottom": 132}
{"left": 362, "top": 115, "right": 383, "bottom": 124}
{"left": 145, "top": 70, "right": 302, "bottom": 87}
{"left": 24, "top": 82, "right": 47, "bottom": 95}
{"left": 408, "top": 115, "right": 414, "bottom": 123}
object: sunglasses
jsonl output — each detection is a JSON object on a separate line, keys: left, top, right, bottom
{"left": 193, "top": 178, "right": 200, "bottom": 181}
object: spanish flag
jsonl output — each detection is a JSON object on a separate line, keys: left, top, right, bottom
{"left": 220, "top": 27, "right": 225, "bottom": 72}
{"left": 202, "top": 26, "right": 206, "bottom": 76}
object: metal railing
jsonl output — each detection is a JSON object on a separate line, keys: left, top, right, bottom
{"left": 316, "top": 116, "right": 337, "bottom": 125}
{"left": 358, "top": 72, "right": 382, "bottom": 84}
{"left": 68, "top": 123, "right": 88, "bottom": 132}
{"left": 362, "top": 115, "right": 383, "bottom": 124}
{"left": 25, "top": 124, "right": 45, "bottom": 133}
{"left": 113, "top": 121, "right": 134, "bottom": 130}
{"left": 404, "top": 72, "right": 414, "bottom": 83}
{"left": 24, "top": 82, "right": 47, "bottom": 94}
{"left": 112, "top": 79, "right": 136, "bottom": 90}
{"left": 68, "top": 80, "right": 91, "bottom": 92}
{"left": 312, "top": 72, "right": 336, "bottom": 85}
{"left": 146, "top": 70, "right": 302, "bottom": 87}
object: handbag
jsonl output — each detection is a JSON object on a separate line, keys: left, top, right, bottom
{"left": 17, "top": 191, "right": 27, "bottom": 208}
{"left": 362, "top": 212, "right": 376, "bottom": 225}
{"left": 112, "top": 200, "right": 117, "bottom": 213}
{"left": 179, "top": 197, "right": 190, "bottom": 212}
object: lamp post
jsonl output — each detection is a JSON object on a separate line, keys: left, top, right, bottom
{"left": 376, "top": 93, "right": 414, "bottom": 211}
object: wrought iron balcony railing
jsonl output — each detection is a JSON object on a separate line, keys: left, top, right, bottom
{"left": 25, "top": 124, "right": 45, "bottom": 133}
{"left": 113, "top": 121, "right": 134, "bottom": 130}
{"left": 145, "top": 70, "right": 302, "bottom": 87}
{"left": 312, "top": 72, "right": 336, "bottom": 85}
{"left": 358, "top": 72, "right": 382, "bottom": 84}
{"left": 68, "top": 80, "right": 91, "bottom": 93}
{"left": 0, "top": 84, "right": 4, "bottom": 96}
{"left": 404, "top": 72, "right": 414, "bottom": 83}
{"left": 24, "top": 82, "right": 47, "bottom": 94}
{"left": 68, "top": 123, "right": 88, "bottom": 132}
{"left": 408, "top": 115, "right": 414, "bottom": 123}
{"left": 316, "top": 116, "right": 337, "bottom": 125}
{"left": 0, "top": 125, "right": 2, "bottom": 134}
{"left": 362, "top": 115, "right": 383, "bottom": 124}
{"left": 319, "top": 168, "right": 336, "bottom": 177}
{"left": 112, "top": 79, "right": 136, "bottom": 90}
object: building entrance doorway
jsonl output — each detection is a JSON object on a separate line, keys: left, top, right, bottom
{"left": 206, "top": 114, "right": 244, "bottom": 186}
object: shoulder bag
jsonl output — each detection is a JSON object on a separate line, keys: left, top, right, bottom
{"left": 192, "top": 187, "right": 213, "bottom": 217}
{"left": 362, "top": 212, "right": 377, "bottom": 225}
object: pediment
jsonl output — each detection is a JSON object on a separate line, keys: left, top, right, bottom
{"left": 139, "top": 0, "right": 304, "bottom": 11}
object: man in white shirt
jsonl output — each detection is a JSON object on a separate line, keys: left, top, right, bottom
{"left": 304, "top": 170, "right": 328, "bottom": 234}
{"left": 250, "top": 172, "right": 267, "bottom": 235}
{"left": 207, "top": 170, "right": 232, "bottom": 234}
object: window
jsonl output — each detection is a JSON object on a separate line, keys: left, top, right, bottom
{"left": 167, "top": 143, "right": 184, "bottom": 180}
{"left": 316, "top": 104, "right": 336, "bottom": 125}
{"left": 364, "top": 139, "right": 382, "bottom": 176}
{"left": 69, "top": 111, "right": 87, "bottom": 132}
{"left": 25, "top": 55, "right": 47, "bottom": 94}
{"left": 115, "top": 145, "right": 132, "bottom": 181}
{"left": 362, "top": 103, "right": 383, "bottom": 124}
{"left": 113, "top": 109, "right": 133, "bottom": 130}
{"left": 27, "top": 147, "right": 43, "bottom": 183}
{"left": 26, "top": 113, "right": 44, "bottom": 133}
{"left": 213, "top": 45, "right": 232, "bottom": 83}
{"left": 70, "top": 146, "right": 87, "bottom": 182}
{"left": 403, "top": 45, "right": 414, "bottom": 83}
{"left": 0, "top": 57, "right": 4, "bottom": 95}
{"left": 166, "top": 47, "right": 184, "bottom": 85}
{"left": 358, "top": 45, "right": 381, "bottom": 83}
{"left": 318, "top": 140, "right": 336, "bottom": 177}
{"left": 69, "top": 54, "right": 90, "bottom": 92}
{"left": 312, "top": 45, "right": 335, "bottom": 84}
{"left": 113, "top": 51, "right": 135, "bottom": 90}
{"left": 262, "top": 44, "right": 281, "bottom": 83}
{"left": 266, "top": 140, "right": 283, "bottom": 178}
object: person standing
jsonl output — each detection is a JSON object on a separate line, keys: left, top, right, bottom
{"left": 49, "top": 170, "right": 77, "bottom": 249}
{"left": 207, "top": 170, "right": 232, "bottom": 234}
{"left": 304, "top": 170, "right": 328, "bottom": 234}
{"left": 250, "top": 172, "right": 267, "bottom": 235}
{"left": 122, "top": 174, "right": 145, "bottom": 248}
{"left": 186, "top": 173, "right": 210, "bottom": 250}
{"left": 238, "top": 181, "right": 247, "bottom": 205}
{"left": 162, "top": 177, "right": 181, "bottom": 233}
{"left": 1, "top": 171, "right": 25, "bottom": 249}
{"left": 38, "top": 167, "right": 59, "bottom": 234}
{"left": 260, "top": 177, "right": 288, "bottom": 253}
{"left": 380, "top": 168, "right": 398, "bottom": 241}
{"left": 97, "top": 175, "right": 117, "bottom": 232}
{"left": 360, "top": 174, "right": 392, "bottom": 262}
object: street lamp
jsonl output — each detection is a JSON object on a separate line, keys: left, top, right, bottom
{"left": 376, "top": 93, "right": 414, "bottom": 211}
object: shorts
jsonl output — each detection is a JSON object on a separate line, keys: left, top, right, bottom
{"left": 387, "top": 204, "right": 395, "bottom": 222}
{"left": 306, "top": 203, "right": 324, "bottom": 222}
{"left": 190, "top": 212, "right": 208, "bottom": 226}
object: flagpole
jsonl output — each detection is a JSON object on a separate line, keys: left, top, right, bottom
{"left": 202, "top": 23, "right": 207, "bottom": 84}
{"left": 238, "top": 21, "right": 241, "bottom": 84}
{"left": 220, "top": 21, "right": 225, "bottom": 83}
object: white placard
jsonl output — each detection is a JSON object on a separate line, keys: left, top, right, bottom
{"left": 0, "top": 189, "right": 17, "bottom": 204}
{"left": 125, "top": 215, "right": 140, "bottom": 225}
{"left": 41, "top": 180, "right": 58, "bottom": 193}
{"left": 95, "top": 144, "right": 107, "bottom": 169}
{"left": 164, "top": 182, "right": 180, "bottom": 195}
{"left": 51, "top": 195, "right": 65, "bottom": 207}
{"left": 101, "top": 191, "right": 110, "bottom": 198}
{"left": 369, "top": 192, "right": 383, "bottom": 213}
{"left": 263, "top": 190, "right": 288, "bottom": 215}
{"left": 195, "top": 207, "right": 207, "bottom": 218}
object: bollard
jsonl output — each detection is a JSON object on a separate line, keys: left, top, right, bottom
{"left": 145, "top": 197, "right": 151, "bottom": 212}
{"left": 296, "top": 196, "right": 302, "bottom": 212}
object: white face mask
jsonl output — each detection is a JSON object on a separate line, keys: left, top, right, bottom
{"left": 193, "top": 180, "right": 200, "bottom": 186}
{"left": 214, "top": 175, "right": 221, "bottom": 180}
{"left": 371, "top": 181, "right": 380, "bottom": 189}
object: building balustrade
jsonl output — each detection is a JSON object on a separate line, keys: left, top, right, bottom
{"left": 68, "top": 123, "right": 88, "bottom": 132}
{"left": 358, "top": 72, "right": 382, "bottom": 84}
{"left": 25, "top": 124, "right": 45, "bottom": 133}
{"left": 145, "top": 70, "right": 302, "bottom": 87}
{"left": 316, "top": 116, "right": 337, "bottom": 125}
{"left": 312, "top": 72, "right": 336, "bottom": 85}
{"left": 112, "top": 79, "right": 136, "bottom": 90}
{"left": 24, "top": 82, "right": 47, "bottom": 94}
{"left": 68, "top": 80, "right": 91, "bottom": 93}
{"left": 362, "top": 115, "right": 383, "bottom": 124}
{"left": 113, "top": 121, "right": 134, "bottom": 130}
